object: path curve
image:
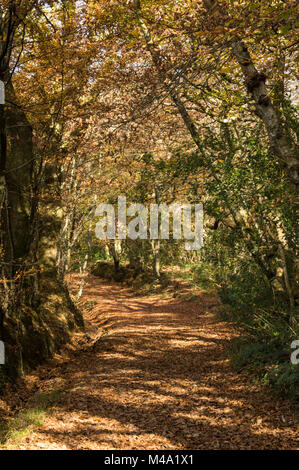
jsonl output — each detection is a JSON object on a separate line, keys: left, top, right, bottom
{"left": 9, "top": 274, "right": 298, "bottom": 449}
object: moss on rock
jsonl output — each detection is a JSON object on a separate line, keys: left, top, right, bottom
{"left": 0, "top": 272, "right": 84, "bottom": 388}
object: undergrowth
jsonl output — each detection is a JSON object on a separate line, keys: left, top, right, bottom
{"left": 0, "top": 389, "right": 62, "bottom": 449}
{"left": 216, "top": 267, "right": 299, "bottom": 402}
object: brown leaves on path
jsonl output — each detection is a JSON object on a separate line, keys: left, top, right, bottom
{"left": 3, "top": 274, "right": 298, "bottom": 450}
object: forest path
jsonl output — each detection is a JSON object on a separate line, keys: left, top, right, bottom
{"left": 7, "top": 274, "right": 298, "bottom": 449}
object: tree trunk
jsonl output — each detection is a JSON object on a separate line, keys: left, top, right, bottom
{"left": 3, "top": 81, "right": 33, "bottom": 263}
{"left": 202, "top": 0, "right": 299, "bottom": 188}
{"left": 109, "top": 239, "right": 122, "bottom": 272}
{"left": 151, "top": 238, "right": 160, "bottom": 279}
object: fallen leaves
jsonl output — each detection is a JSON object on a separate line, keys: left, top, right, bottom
{"left": 2, "top": 274, "right": 298, "bottom": 450}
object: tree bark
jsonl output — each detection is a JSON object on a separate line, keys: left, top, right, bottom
{"left": 202, "top": 0, "right": 299, "bottom": 188}
{"left": 4, "top": 81, "right": 33, "bottom": 262}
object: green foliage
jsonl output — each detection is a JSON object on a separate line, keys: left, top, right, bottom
{"left": 230, "top": 340, "right": 299, "bottom": 401}
{"left": 216, "top": 263, "right": 299, "bottom": 400}
{"left": 0, "top": 390, "right": 62, "bottom": 448}
{"left": 264, "top": 363, "right": 299, "bottom": 399}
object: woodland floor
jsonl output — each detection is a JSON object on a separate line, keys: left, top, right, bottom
{"left": 1, "top": 273, "right": 298, "bottom": 450}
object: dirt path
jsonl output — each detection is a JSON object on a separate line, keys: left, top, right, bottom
{"left": 5, "top": 274, "right": 298, "bottom": 449}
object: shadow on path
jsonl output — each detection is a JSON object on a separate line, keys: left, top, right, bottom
{"left": 9, "top": 274, "right": 298, "bottom": 450}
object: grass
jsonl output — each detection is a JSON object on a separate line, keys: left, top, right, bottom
{"left": 0, "top": 389, "right": 62, "bottom": 449}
